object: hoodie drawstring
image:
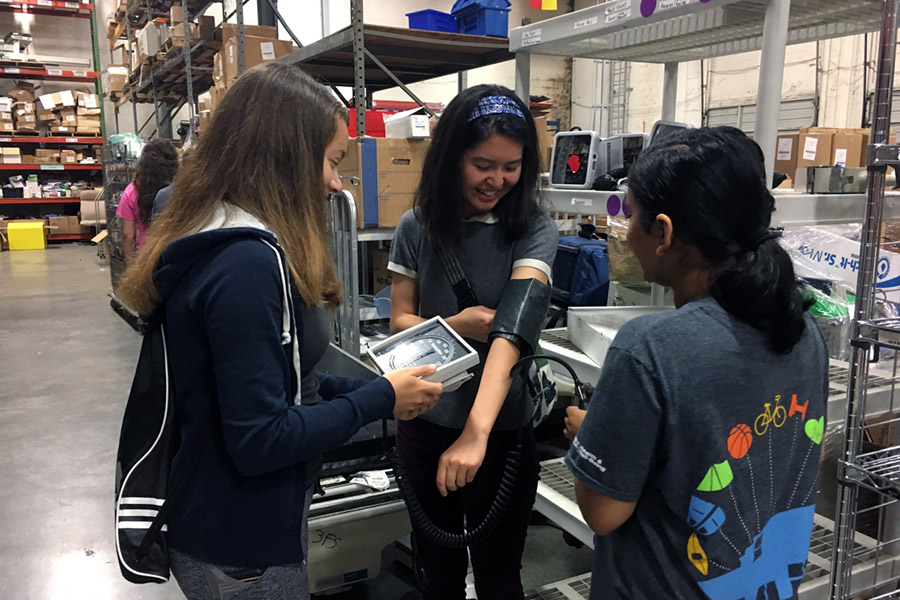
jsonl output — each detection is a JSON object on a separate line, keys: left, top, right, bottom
{"left": 262, "top": 240, "right": 303, "bottom": 405}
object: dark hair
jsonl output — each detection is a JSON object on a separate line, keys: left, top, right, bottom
{"left": 628, "top": 126, "right": 812, "bottom": 354}
{"left": 134, "top": 138, "right": 178, "bottom": 227}
{"left": 415, "top": 84, "right": 541, "bottom": 247}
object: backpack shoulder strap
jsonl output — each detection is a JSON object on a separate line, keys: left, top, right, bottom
{"left": 431, "top": 238, "right": 479, "bottom": 310}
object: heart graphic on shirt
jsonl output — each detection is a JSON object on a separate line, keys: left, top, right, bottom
{"left": 805, "top": 417, "right": 824, "bottom": 445}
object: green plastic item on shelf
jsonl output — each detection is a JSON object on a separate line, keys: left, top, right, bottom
{"left": 804, "top": 287, "right": 851, "bottom": 320}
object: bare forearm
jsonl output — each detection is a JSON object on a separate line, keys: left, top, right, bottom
{"left": 465, "top": 337, "right": 520, "bottom": 437}
{"left": 390, "top": 312, "right": 426, "bottom": 334}
{"left": 123, "top": 235, "right": 135, "bottom": 263}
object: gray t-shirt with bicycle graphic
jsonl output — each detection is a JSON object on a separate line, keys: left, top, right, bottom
{"left": 566, "top": 297, "right": 828, "bottom": 600}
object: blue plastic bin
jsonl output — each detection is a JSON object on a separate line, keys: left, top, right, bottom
{"left": 407, "top": 9, "right": 458, "bottom": 33}
{"left": 451, "top": 0, "right": 511, "bottom": 37}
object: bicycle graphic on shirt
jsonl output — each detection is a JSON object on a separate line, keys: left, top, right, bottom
{"left": 754, "top": 395, "right": 787, "bottom": 436}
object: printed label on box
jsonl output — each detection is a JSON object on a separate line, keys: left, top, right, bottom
{"left": 834, "top": 148, "right": 847, "bottom": 166}
{"left": 777, "top": 137, "right": 793, "bottom": 160}
{"left": 803, "top": 136, "right": 819, "bottom": 160}
{"left": 24, "top": 115, "right": 34, "bottom": 122}
{"left": 260, "top": 42, "right": 276, "bottom": 61}
{"left": 65, "top": 115, "right": 75, "bottom": 122}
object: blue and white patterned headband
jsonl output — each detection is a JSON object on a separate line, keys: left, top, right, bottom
{"left": 468, "top": 95, "right": 526, "bottom": 122}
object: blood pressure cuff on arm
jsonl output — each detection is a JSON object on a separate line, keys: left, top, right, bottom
{"left": 489, "top": 278, "right": 551, "bottom": 356}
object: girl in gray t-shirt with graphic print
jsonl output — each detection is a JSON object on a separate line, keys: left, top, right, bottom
{"left": 566, "top": 126, "right": 828, "bottom": 600}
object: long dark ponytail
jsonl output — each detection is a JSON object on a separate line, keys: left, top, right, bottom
{"left": 628, "top": 126, "right": 812, "bottom": 354}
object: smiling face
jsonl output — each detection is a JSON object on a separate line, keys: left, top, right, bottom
{"left": 461, "top": 134, "right": 523, "bottom": 217}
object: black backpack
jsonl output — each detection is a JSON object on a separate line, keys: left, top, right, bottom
{"left": 114, "top": 319, "right": 212, "bottom": 583}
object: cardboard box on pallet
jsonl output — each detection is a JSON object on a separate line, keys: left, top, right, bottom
{"left": 38, "top": 90, "right": 76, "bottom": 110}
{"left": 342, "top": 137, "right": 430, "bottom": 228}
{"left": 14, "top": 111, "right": 36, "bottom": 131}
{"left": 0, "top": 120, "right": 15, "bottom": 133}
{"left": 221, "top": 35, "right": 294, "bottom": 87}
{"left": 8, "top": 86, "right": 34, "bottom": 103}
{"left": 60, "top": 150, "right": 77, "bottom": 164}
{"left": 76, "top": 92, "right": 101, "bottom": 116}
{"left": 59, "top": 107, "right": 78, "bottom": 126}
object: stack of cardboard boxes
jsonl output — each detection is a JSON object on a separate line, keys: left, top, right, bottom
{"left": 776, "top": 127, "right": 887, "bottom": 189}
{"left": 210, "top": 24, "right": 294, "bottom": 107}
{"left": 20, "top": 88, "right": 103, "bottom": 136}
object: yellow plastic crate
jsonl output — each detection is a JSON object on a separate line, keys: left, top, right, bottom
{"left": 8, "top": 222, "right": 47, "bottom": 251}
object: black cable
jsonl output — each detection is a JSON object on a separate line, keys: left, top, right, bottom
{"left": 512, "top": 354, "right": 591, "bottom": 408}
{"left": 387, "top": 433, "right": 522, "bottom": 549}
{"left": 385, "top": 354, "right": 588, "bottom": 549}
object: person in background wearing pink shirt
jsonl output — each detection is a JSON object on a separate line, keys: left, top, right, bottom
{"left": 116, "top": 139, "right": 178, "bottom": 262}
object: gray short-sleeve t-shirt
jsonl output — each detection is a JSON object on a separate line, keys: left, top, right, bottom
{"left": 388, "top": 208, "right": 558, "bottom": 430}
{"left": 566, "top": 298, "right": 828, "bottom": 600}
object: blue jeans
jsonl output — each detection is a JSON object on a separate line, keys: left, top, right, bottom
{"left": 169, "top": 485, "right": 314, "bottom": 600}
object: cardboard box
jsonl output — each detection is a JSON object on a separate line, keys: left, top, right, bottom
{"left": 197, "top": 15, "right": 215, "bottom": 41}
{"left": 76, "top": 92, "right": 101, "bottom": 115}
{"left": 797, "top": 127, "right": 836, "bottom": 170}
{"left": 13, "top": 102, "right": 33, "bottom": 115}
{"left": 14, "top": 113, "right": 35, "bottom": 129}
{"left": 38, "top": 90, "right": 76, "bottom": 110}
{"left": 343, "top": 137, "right": 430, "bottom": 228}
{"left": 60, "top": 150, "right": 77, "bottom": 164}
{"left": 0, "top": 121, "right": 14, "bottom": 132}
{"left": 172, "top": 22, "right": 200, "bottom": 47}
{"left": 1, "top": 146, "right": 20, "bottom": 164}
{"left": 51, "top": 125, "right": 75, "bottom": 134}
{"left": 217, "top": 23, "right": 276, "bottom": 44}
{"left": 59, "top": 108, "right": 78, "bottom": 125}
{"left": 76, "top": 114, "right": 102, "bottom": 127}
{"left": 832, "top": 131, "right": 870, "bottom": 168}
{"left": 774, "top": 133, "right": 799, "bottom": 177}
{"left": 170, "top": 4, "right": 184, "bottom": 24}
{"left": 35, "top": 149, "right": 57, "bottom": 159}
{"left": 104, "top": 65, "right": 129, "bottom": 94}
{"left": 384, "top": 108, "right": 431, "bottom": 139}
{"left": 222, "top": 35, "right": 294, "bottom": 86}
{"left": 8, "top": 87, "right": 34, "bottom": 103}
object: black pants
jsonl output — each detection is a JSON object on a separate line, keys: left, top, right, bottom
{"left": 396, "top": 418, "right": 539, "bottom": 600}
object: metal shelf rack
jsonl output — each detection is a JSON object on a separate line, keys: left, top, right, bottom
{"left": 510, "top": 0, "right": 886, "bottom": 188}
{"left": 539, "top": 188, "right": 900, "bottom": 228}
{"left": 0, "top": 0, "right": 105, "bottom": 231}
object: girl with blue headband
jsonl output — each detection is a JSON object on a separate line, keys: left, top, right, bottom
{"left": 388, "top": 84, "right": 558, "bottom": 598}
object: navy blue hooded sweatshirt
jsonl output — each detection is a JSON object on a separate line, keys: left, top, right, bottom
{"left": 152, "top": 221, "right": 395, "bottom": 567}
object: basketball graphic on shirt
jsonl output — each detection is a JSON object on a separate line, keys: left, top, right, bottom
{"left": 727, "top": 423, "right": 753, "bottom": 459}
